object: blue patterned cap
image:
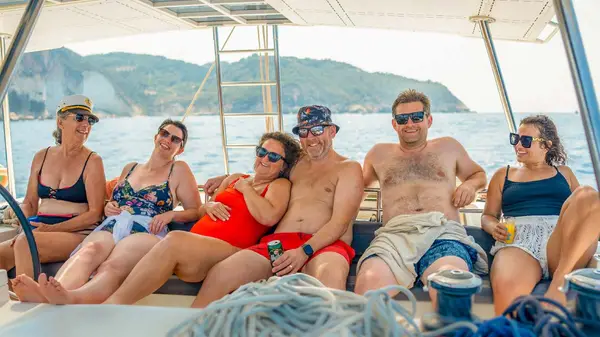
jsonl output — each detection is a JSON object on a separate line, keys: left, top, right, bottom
{"left": 292, "top": 105, "right": 340, "bottom": 135}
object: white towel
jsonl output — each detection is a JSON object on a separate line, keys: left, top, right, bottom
{"left": 71, "top": 211, "right": 167, "bottom": 256}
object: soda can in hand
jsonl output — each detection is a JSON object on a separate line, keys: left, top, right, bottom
{"left": 268, "top": 240, "right": 284, "bottom": 265}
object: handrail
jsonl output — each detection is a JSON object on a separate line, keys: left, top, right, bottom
{"left": 358, "top": 187, "right": 484, "bottom": 223}
{"left": 198, "top": 184, "right": 482, "bottom": 223}
{"left": 197, "top": 185, "right": 209, "bottom": 204}
{"left": 361, "top": 187, "right": 382, "bottom": 222}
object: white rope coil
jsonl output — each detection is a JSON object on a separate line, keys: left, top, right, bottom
{"left": 167, "top": 273, "right": 425, "bottom": 337}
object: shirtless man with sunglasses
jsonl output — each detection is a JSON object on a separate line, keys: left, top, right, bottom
{"left": 194, "top": 105, "right": 363, "bottom": 308}
{"left": 354, "top": 89, "right": 489, "bottom": 305}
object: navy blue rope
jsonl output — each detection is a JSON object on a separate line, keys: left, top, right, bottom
{"left": 502, "top": 295, "right": 586, "bottom": 337}
{"left": 433, "top": 295, "right": 589, "bottom": 337}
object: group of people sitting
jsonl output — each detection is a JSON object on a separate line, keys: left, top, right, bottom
{"left": 0, "top": 90, "right": 598, "bottom": 315}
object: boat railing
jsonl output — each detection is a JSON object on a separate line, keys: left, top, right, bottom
{"left": 197, "top": 184, "right": 483, "bottom": 225}
{"left": 358, "top": 187, "right": 484, "bottom": 224}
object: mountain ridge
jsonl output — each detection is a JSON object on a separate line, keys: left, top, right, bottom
{"left": 7, "top": 48, "right": 470, "bottom": 119}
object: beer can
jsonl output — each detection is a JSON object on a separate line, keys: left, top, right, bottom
{"left": 267, "top": 240, "right": 284, "bottom": 264}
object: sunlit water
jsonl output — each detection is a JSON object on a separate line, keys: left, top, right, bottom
{"left": 0, "top": 113, "right": 593, "bottom": 198}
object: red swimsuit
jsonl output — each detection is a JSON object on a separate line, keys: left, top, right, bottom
{"left": 191, "top": 175, "right": 271, "bottom": 249}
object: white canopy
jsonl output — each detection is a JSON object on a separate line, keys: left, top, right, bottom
{"left": 0, "top": 0, "right": 557, "bottom": 52}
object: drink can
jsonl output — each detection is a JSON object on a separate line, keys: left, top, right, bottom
{"left": 504, "top": 217, "right": 516, "bottom": 244}
{"left": 267, "top": 240, "right": 284, "bottom": 264}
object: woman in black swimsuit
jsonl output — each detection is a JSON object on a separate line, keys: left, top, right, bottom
{"left": 0, "top": 95, "right": 106, "bottom": 280}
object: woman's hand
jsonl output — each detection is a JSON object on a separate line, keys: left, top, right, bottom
{"left": 104, "top": 201, "right": 121, "bottom": 217}
{"left": 30, "top": 221, "right": 53, "bottom": 232}
{"left": 204, "top": 175, "right": 227, "bottom": 196}
{"left": 149, "top": 211, "right": 174, "bottom": 234}
{"left": 205, "top": 201, "right": 231, "bottom": 221}
{"left": 234, "top": 178, "right": 253, "bottom": 194}
{"left": 492, "top": 221, "right": 508, "bottom": 242}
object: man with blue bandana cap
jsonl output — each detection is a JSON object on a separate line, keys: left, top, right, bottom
{"left": 192, "top": 105, "right": 363, "bottom": 308}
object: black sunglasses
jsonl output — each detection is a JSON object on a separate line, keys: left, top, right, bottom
{"left": 394, "top": 111, "right": 425, "bottom": 125}
{"left": 509, "top": 133, "right": 545, "bottom": 148}
{"left": 256, "top": 146, "right": 286, "bottom": 163}
{"left": 72, "top": 113, "right": 98, "bottom": 126}
{"left": 158, "top": 129, "right": 183, "bottom": 145}
{"left": 298, "top": 125, "right": 326, "bottom": 138}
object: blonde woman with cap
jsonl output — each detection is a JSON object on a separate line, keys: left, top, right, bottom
{"left": 0, "top": 95, "right": 106, "bottom": 286}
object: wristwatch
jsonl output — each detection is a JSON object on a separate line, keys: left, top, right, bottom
{"left": 302, "top": 243, "right": 314, "bottom": 257}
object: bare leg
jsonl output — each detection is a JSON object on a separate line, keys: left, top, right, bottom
{"left": 9, "top": 232, "right": 113, "bottom": 303}
{"left": 302, "top": 252, "right": 349, "bottom": 290}
{"left": 53, "top": 231, "right": 115, "bottom": 290}
{"left": 105, "top": 231, "right": 239, "bottom": 305}
{"left": 13, "top": 232, "right": 85, "bottom": 278}
{"left": 354, "top": 257, "right": 399, "bottom": 296}
{"left": 490, "top": 247, "right": 542, "bottom": 315}
{"left": 191, "top": 250, "right": 272, "bottom": 308}
{"left": 546, "top": 186, "right": 600, "bottom": 305}
{"left": 39, "top": 233, "right": 160, "bottom": 304}
{"left": 11, "top": 274, "right": 47, "bottom": 303}
{"left": 0, "top": 239, "right": 15, "bottom": 272}
{"left": 419, "top": 256, "right": 469, "bottom": 309}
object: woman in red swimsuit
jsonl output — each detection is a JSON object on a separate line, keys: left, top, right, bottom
{"left": 103, "top": 131, "right": 302, "bottom": 305}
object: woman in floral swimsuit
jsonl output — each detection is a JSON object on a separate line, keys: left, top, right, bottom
{"left": 13, "top": 119, "right": 202, "bottom": 304}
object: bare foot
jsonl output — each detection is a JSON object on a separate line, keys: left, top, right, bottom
{"left": 11, "top": 275, "right": 48, "bottom": 303}
{"left": 38, "top": 274, "right": 76, "bottom": 305}
{"left": 543, "top": 286, "right": 567, "bottom": 309}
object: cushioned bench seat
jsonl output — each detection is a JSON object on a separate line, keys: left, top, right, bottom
{"left": 9, "top": 220, "right": 552, "bottom": 302}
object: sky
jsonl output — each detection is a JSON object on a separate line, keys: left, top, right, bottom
{"left": 66, "top": 1, "right": 600, "bottom": 114}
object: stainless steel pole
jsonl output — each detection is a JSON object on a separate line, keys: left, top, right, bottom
{"left": 0, "top": 0, "right": 46, "bottom": 103}
{"left": 0, "top": 36, "right": 16, "bottom": 196}
{"left": 273, "top": 25, "right": 284, "bottom": 132}
{"left": 553, "top": 0, "right": 600, "bottom": 189}
{"left": 213, "top": 27, "right": 230, "bottom": 174}
{"left": 477, "top": 18, "right": 517, "bottom": 132}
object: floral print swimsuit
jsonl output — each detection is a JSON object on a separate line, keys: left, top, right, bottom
{"left": 101, "top": 163, "right": 175, "bottom": 235}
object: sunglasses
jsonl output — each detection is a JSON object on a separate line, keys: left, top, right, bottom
{"left": 509, "top": 133, "right": 545, "bottom": 148}
{"left": 298, "top": 125, "right": 326, "bottom": 138}
{"left": 158, "top": 129, "right": 183, "bottom": 145}
{"left": 394, "top": 111, "right": 425, "bottom": 125}
{"left": 256, "top": 146, "right": 286, "bottom": 163}
{"left": 72, "top": 113, "right": 98, "bottom": 126}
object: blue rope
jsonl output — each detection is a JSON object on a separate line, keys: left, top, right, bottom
{"left": 501, "top": 295, "right": 587, "bottom": 337}
{"left": 448, "top": 295, "right": 588, "bottom": 337}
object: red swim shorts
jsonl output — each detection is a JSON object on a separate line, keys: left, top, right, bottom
{"left": 248, "top": 232, "right": 355, "bottom": 266}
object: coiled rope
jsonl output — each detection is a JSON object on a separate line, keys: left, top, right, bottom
{"left": 168, "top": 273, "right": 429, "bottom": 337}
{"left": 167, "top": 274, "right": 592, "bottom": 337}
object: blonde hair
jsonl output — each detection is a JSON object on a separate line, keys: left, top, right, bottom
{"left": 52, "top": 110, "right": 72, "bottom": 144}
{"left": 392, "top": 89, "right": 431, "bottom": 116}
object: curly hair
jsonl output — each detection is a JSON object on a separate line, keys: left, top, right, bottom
{"left": 520, "top": 115, "right": 567, "bottom": 166}
{"left": 392, "top": 89, "right": 431, "bottom": 116}
{"left": 259, "top": 131, "right": 303, "bottom": 178}
{"left": 158, "top": 119, "right": 188, "bottom": 149}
